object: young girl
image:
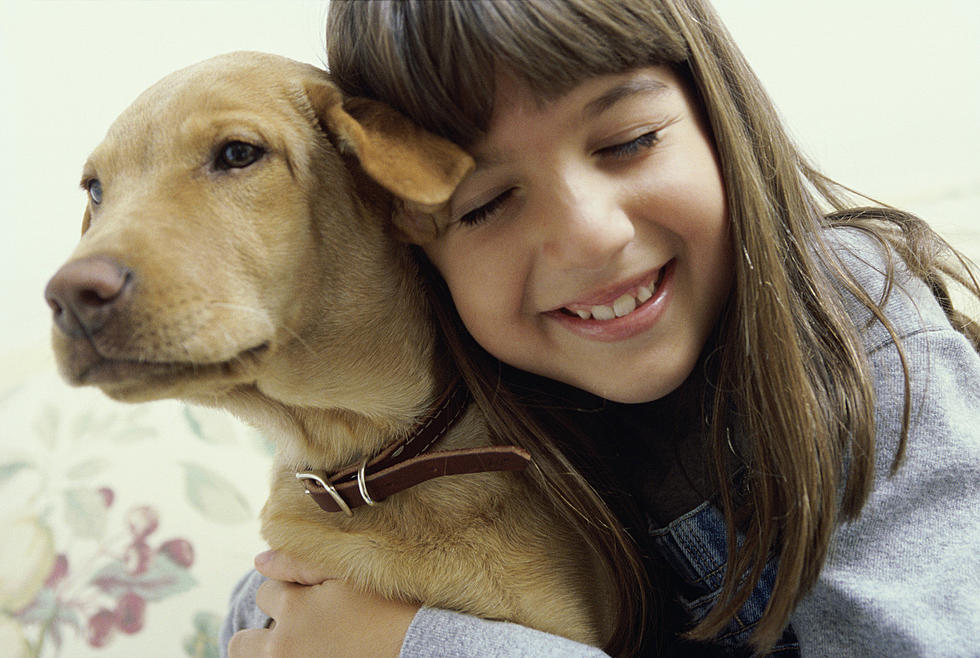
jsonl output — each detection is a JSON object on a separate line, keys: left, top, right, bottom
{"left": 224, "top": 1, "right": 980, "bottom": 655}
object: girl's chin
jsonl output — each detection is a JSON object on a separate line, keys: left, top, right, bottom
{"left": 556, "top": 356, "right": 697, "bottom": 404}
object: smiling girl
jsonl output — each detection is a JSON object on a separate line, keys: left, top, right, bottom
{"left": 426, "top": 66, "right": 732, "bottom": 405}
{"left": 224, "top": 1, "right": 980, "bottom": 656}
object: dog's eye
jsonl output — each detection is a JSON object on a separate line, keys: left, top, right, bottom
{"left": 86, "top": 179, "right": 103, "bottom": 205}
{"left": 216, "top": 141, "right": 265, "bottom": 170}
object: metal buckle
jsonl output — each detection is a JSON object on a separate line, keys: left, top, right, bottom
{"left": 357, "top": 458, "right": 377, "bottom": 507}
{"left": 295, "top": 472, "right": 352, "bottom": 517}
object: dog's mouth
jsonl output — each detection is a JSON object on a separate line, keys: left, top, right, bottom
{"left": 60, "top": 337, "right": 271, "bottom": 400}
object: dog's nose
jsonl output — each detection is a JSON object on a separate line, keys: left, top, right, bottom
{"left": 45, "top": 256, "right": 133, "bottom": 337}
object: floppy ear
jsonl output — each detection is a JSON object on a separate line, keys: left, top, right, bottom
{"left": 306, "top": 81, "right": 474, "bottom": 244}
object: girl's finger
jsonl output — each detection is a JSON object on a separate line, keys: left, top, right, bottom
{"left": 228, "top": 627, "right": 272, "bottom": 657}
{"left": 254, "top": 578, "right": 284, "bottom": 617}
{"left": 254, "top": 549, "right": 337, "bottom": 584}
{"left": 254, "top": 578, "right": 308, "bottom": 618}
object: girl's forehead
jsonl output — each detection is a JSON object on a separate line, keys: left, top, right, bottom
{"left": 488, "top": 66, "right": 682, "bottom": 124}
{"left": 470, "top": 66, "right": 689, "bottom": 167}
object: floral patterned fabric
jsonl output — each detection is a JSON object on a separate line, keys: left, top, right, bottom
{"left": 1, "top": 358, "right": 272, "bottom": 658}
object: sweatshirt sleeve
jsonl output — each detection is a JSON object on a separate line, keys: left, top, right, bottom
{"left": 219, "top": 569, "right": 270, "bottom": 658}
{"left": 401, "top": 608, "right": 609, "bottom": 658}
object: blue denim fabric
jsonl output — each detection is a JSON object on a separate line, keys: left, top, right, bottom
{"left": 650, "top": 501, "right": 800, "bottom": 656}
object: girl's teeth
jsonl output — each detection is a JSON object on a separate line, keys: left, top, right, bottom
{"left": 570, "top": 276, "right": 658, "bottom": 321}
{"left": 591, "top": 304, "right": 616, "bottom": 321}
{"left": 613, "top": 294, "right": 636, "bottom": 318}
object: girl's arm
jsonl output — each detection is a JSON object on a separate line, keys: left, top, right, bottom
{"left": 220, "top": 552, "right": 610, "bottom": 658}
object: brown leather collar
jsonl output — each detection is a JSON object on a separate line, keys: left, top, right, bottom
{"left": 296, "top": 383, "right": 531, "bottom": 515}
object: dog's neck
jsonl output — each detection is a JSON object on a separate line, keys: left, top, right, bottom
{"left": 214, "top": 304, "right": 453, "bottom": 472}
{"left": 214, "top": 359, "right": 450, "bottom": 471}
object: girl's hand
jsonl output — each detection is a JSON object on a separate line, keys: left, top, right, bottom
{"left": 228, "top": 550, "right": 419, "bottom": 658}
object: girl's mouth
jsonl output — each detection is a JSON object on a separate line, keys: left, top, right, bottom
{"left": 560, "top": 261, "right": 672, "bottom": 321}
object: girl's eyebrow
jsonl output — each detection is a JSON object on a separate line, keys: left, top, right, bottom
{"left": 582, "top": 78, "right": 669, "bottom": 120}
{"left": 471, "top": 78, "right": 671, "bottom": 169}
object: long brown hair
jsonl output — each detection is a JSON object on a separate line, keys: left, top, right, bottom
{"left": 325, "top": 1, "right": 980, "bottom": 653}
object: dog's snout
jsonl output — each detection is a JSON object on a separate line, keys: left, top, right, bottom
{"left": 45, "top": 257, "right": 133, "bottom": 338}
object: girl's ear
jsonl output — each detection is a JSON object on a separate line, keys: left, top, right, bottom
{"left": 305, "top": 81, "right": 474, "bottom": 244}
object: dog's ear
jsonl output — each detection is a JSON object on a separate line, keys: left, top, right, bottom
{"left": 306, "top": 81, "right": 474, "bottom": 244}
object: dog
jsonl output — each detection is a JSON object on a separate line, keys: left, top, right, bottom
{"left": 44, "top": 52, "right": 613, "bottom": 647}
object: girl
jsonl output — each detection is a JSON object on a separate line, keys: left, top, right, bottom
{"left": 224, "top": 1, "right": 980, "bottom": 655}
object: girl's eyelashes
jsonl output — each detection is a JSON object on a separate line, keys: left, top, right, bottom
{"left": 455, "top": 129, "right": 659, "bottom": 227}
{"left": 596, "top": 130, "right": 660, "bottom": 159}
{"left": 458, "top": 187, "right": 515, "bottom": 226}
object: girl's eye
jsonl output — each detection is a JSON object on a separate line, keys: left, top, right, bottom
{"left": 596, "top": 130, "right": 660, "bottom": 159}
{"left": 87, "top": 179, "right": 103, "bottom": 205}
{"left": 458, "top": 188, "right": 515, "bottom": 226}
{"left": 215, "top": 141, "right": 265, "bottom": 170}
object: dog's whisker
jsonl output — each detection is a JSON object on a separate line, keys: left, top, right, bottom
{"left": 272, "top": 324, "right": 318, "bottom": 358}
{"left": 208, "top": 301, "right": 272, "bottom": 322}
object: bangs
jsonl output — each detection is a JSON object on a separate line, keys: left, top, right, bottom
{"left": 327, "top": 0, "right": 688, "bottom": 147}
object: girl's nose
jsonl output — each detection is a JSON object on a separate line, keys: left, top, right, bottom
{"left": 536, "top": 178, "right": 635, "bottom": 270}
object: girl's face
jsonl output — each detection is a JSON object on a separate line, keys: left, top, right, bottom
{"left": 424, "top": 66, "right": 732, "bottom": 403}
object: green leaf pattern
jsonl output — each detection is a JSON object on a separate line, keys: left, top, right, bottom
{"left": 62, "top": 488, "right": 109, "bottom": 540}
{"left": 181, "top": 463, "right": 254, "bottom": 525}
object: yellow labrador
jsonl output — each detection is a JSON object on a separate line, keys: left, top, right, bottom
{"left": 45, "top": 52, "right": 612, "bottom": 646}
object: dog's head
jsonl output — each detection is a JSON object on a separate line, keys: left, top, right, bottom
{"left": 45, "top": 52, "right": 473, "bottom": 421}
